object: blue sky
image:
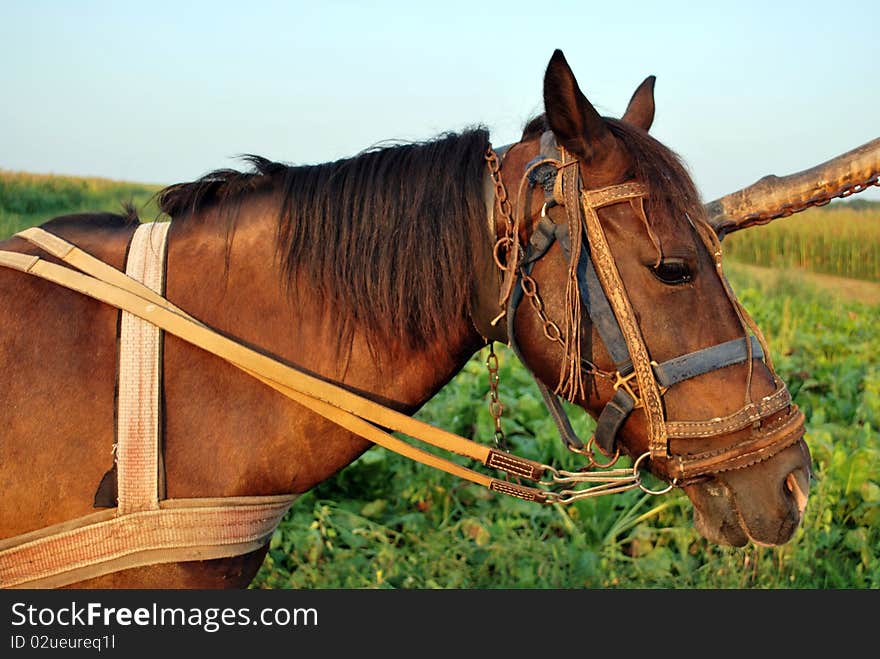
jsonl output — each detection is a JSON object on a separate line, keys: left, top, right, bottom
{"left": 1, "top": 0, "right": 878, "bottom": 202}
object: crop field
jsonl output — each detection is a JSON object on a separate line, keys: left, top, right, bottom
{"left": 1, "top": 172, "right": 877, "bottom": 589}
{"left": 722, "top": 200, "right": 880, "bottom": 282}
{"left": 0, "top": 170, "right": 161, "bottom": 238}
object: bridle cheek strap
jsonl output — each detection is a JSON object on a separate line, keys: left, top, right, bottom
{"left": 577, "top": 183, "right": 670, "bottom": 466}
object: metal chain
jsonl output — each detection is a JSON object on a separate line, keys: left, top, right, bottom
{"left": 733, "top": 174, "right": 880, "bottom": 230}
{"left": 521, "top": 269, "right": 614, "bottom": 382}
{"left": 485, "top": 147, "right": 518, "bottom": 279}
{"left": 485, "top": 146, "right": 613, "bottom": 383}
{"left": 486, "top": 147, "right": 608, "bottom": 377}
{"left": 520, "top": 271, "right": 564, "bottom": 344}
{"left": 485, "top": 343, "right": 508, "bottom": 451}
{"left": 485, "top": 147, "right": 515, "bottom": 240}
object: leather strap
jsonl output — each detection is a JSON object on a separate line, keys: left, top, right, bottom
{"left": 593, "top": 336, "right": 766, "bottom": 454}
{"left": 594, "top": 389, "right": 636, "bottom": 454}
{"left": 665, "top": 382, "right": 792, "bottom": 438}
{"left": 575, "top": 240, "right": 632, "bottom": 370}
{"left": 654, "top": 336, "right": 763, "bottom": 387}
{"left": 668, "top": 405, "right": 805, "bottom": 483}
{"left": 579, "top": 183, "right": 670, "bottom": 465}
{"left": 504, "top": 223, "right": 588, "bottom": 452}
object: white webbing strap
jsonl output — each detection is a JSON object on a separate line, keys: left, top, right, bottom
{"left": 0, "top": 496, "right": 295, "bottom": 589}
{"left": 117, "top": 222, "right": 169, "bottom": 513}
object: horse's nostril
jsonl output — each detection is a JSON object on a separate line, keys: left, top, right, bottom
{"left": 785, "top": 469, "right": 810, "bottom": 516}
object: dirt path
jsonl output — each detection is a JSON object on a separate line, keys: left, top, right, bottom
{"left": 727, "top": 261, "right": 880, "bottom": 306}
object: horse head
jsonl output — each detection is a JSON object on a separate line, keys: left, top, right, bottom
{"left": 477, "top": 50, "right": 812, "bottom": 547}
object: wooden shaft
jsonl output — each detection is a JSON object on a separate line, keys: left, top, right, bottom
{"left": 704, "top": 136, "right": 880, "bottom": 237}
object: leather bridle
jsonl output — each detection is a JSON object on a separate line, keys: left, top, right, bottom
{"left": 484, "top": 132, "right": 806, "bottom": 487}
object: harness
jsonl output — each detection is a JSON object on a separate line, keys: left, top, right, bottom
{"left": 0, "top": 224, "right": 296, "bottom": 588}
{"left": 0, "top": 135, "right": 804, "bottom": 587}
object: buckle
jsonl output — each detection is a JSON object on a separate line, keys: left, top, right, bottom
{"left": 612, "top": 362, "right": 667, "bottom": 409}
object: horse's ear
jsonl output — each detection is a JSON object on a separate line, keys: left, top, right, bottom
{"left": 543, "top": 49, "right": 612, "bottom": 162}
{"left": 621, "top": 75, "right": 656, "bottom": 131}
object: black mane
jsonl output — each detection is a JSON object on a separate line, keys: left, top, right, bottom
{"left": 157, "top": 128, "right": 492, "bottom": 350}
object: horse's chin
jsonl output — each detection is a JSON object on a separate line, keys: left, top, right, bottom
{"left": 683, "top": 443, "right": 812, "bottom": 547}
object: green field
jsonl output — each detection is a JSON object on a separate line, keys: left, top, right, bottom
{"left": 2, "top": 171, "right": 878, "bottom": 588}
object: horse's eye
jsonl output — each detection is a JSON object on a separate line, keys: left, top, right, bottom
{"left": 651, "top": 259, "right": 692, "bottom": 285}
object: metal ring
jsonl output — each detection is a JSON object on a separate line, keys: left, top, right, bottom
{"left": 493, "top": 236, "right": 515, "bottom": 270}
{"left": 632, "top": 452, "right": 674, "bottom": 496}
{"left": 585, "top": 435, "right": 620, "bottom": 468}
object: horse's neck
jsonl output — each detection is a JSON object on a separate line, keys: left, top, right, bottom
{"left": 165, "top": 206, "right": 484, "bottom": 417}
{"left": 159, "top": 206, "right": 487, "bottom": 496}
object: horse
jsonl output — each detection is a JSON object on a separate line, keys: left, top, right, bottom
{"left": 0, "top": 50, "right": 812, "bottom": 589}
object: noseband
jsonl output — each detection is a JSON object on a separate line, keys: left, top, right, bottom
{"left": 486, "top": 133, "right": 805, "bottom": 487}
